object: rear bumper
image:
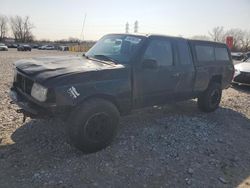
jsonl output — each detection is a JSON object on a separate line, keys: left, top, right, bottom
{"left": 9, "top": 88, "right": 69, "bottom": 118}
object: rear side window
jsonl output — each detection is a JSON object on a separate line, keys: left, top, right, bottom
{"left": 215, "top": 47, "right": 230, "bottom": 61}
{"left": 195, "top": 45, "right": 215, "bottom": 62}
{"left": 177, "top": 40, "right": 192, "bottom": 64}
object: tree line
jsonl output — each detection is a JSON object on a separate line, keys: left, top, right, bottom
{"left": 192, "top": 26, "right": 250, "bottom": 52}
{"left": 209, "top": 27, "right": 250, "bottom": 52}
{"left": 0, "top": 15, "right": 34, "bottom": 43}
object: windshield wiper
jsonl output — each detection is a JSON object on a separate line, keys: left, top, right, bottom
{"left": 86, "top": 56, "right": 115, "bottom": 66}
{"left": 93, "top": 55, "right": 119, "bottom": 64}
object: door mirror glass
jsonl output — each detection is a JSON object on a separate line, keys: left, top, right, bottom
{"left": 142, "top": 59, "right": 158, "bottom": 69}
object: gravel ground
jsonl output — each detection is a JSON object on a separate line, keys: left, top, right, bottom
{"left": 0, "top": 49, "right": 250, "bottom": 188}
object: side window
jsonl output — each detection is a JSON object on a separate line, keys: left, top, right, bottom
{"left": 215, "top": 47, "right": 230, "bottom": 61}
{"left": 195, "top": 45, "right": 215, "bottom": 62}
{"left": 143, "top": 39, "right": 173, "bottom": 66}
{"left": 177, "top": 40, "right": 192, "bottom": 65}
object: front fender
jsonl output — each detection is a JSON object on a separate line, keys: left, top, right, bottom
{"left": 54, "top": 79, "right": 132, "bottom": 110}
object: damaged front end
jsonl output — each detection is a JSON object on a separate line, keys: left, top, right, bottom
{"left": 9, "top": 71, "right": 70, "bottom": 122}
{"left": 10, "top": 54, "right": 130, "bottom": 121}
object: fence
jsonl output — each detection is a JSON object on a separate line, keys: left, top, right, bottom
{"left": 69, "top": 43, "right": 94, "bottom": 52}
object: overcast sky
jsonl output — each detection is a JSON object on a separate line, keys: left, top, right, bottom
{"left": 1, "top": 0, "right": 250, "bottom": 41}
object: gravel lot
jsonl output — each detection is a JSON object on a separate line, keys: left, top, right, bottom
{"left": 0, "top": 49, "right": 250, "bottom": 188}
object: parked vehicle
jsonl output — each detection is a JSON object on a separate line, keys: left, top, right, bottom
{"left": 0, "top": 43, "right": 8, "bottom": 51}
{"left": 31, "top": 44, "right": 39, "bottom": 49}
{"left": 233, "top": 58, "right": 250, "bottom": 85}
{"left": 244, "top": 52, "right": 250, "bottom": 60}
{"left": 231, "top": 52, "right": 245, "bottom": 61}
{"left": 9, "top": 34, "right": 234, "bottom": 153}
{"left": 17, "top": 45, "right": 32, "bottom": 51}
{"left": 38, "top": 45, "right": 55, "bottom": 50}
{"left": 7, "top": 43, "right": 18, "bottom": 48}
{"left": 59, "top": 46, "right": 69, "bottom": 51}
{"left": 38, "top": 45, "right": 43, "bottom": 50}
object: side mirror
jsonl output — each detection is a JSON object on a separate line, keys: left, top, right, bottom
{"left": 142, "top": 59, "right": 158, "bottom": 69}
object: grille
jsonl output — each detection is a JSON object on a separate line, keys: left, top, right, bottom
{"left": 15, "top": 73, "right": 34, "bottom": 94}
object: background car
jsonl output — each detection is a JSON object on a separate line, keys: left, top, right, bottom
{"left": 244, "top": 52, "right": 250, "bottom": 61}
{"left": 17, "top": 44, "right": 32, "bottom": 51}
{"left": 58, "top": 45, "right": 69, "bottom": 51}
{"left": 38, "top": 45, "right": 55, "bottom": 50}
{"left": 31, "top": 44, "right": 39, "bottom": 49}
{"left": 231, "top": 52, "right": 246, "bottom": 61}
{"left": 7, "top": 43, "right": 18, "bottom": 48}
{"left": 0, "top": 43, "right": 8, "bottom": 51}
{"left": 233, "top": 58, "right": 250, "bottom": 85}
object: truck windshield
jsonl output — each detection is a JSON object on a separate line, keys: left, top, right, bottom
{"left": 85, "top": 35, "right": 144, "bottom": 64}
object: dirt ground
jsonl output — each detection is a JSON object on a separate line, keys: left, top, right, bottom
{"left": 0, "top": 49, "right": 250, "bottom": 188}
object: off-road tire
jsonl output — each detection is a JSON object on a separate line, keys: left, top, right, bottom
{"left": 198, "top": 83, "right": 222, "bottom": 112}
{"left": 67, "top": 98, "right": 120, "bottom": 153}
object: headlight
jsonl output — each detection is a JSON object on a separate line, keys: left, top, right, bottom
{"left": 31, "top": 83, "right": 48, "bottom": 102}
{"left": 234, "top": 68, "right": 241, "bottom": 77}
{"left": 13, "top": 68, "right": 17, "bottom": 82}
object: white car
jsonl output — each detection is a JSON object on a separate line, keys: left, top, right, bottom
{"left": 233, "top": 58, "right": 250, "bottom": 85}
{"left": 39, "top": 45, "right": 55, "bottom": 50}
{"left": 0, "top": 43, "right": 8, "bottom": 51}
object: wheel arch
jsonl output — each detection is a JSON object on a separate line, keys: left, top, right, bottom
{"left": 209, "top": 75, "right": 222, "bottom": 85}
{"left": 78, "top": 94, "right": 122, "bottom": 114}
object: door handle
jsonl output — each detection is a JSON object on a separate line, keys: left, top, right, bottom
{"left": 173, "top": 73, "right": 180, "bottom": 77}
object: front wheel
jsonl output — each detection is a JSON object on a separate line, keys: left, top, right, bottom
{"left": 67, "top": 98, "right": 120, "bottom": 153}
{"left": 197, "top": 83, "right": 222, "bottom": 112}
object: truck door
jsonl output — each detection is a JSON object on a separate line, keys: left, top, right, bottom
{"left": 173, "top": 39, "right": 196, "bottom": 98}
{"left": 133, "top": 37, "right": 182, "bottom": 107}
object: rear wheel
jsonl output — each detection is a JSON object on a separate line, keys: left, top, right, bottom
{"left": 67, "top": 98, "right": 120, "bottom": 153}
{"left": 198, "top": 83, "right": 222, "bottom": 112}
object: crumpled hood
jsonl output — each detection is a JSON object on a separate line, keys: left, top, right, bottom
{"left": 15, "top": 56, "right": 125, "bottom": 83}
{"left": 234, "top": 62, "right": 250, "bottom": 72}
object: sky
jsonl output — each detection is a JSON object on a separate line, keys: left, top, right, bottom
{"left": 0, "top": 0, "right": 250, "bottom": 41}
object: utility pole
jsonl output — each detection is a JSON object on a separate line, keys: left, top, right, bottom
{"left": 80, "top": 14, "right": 87, "bottom": 41}
{"left": 125, "top": 22, "right": 129, "bottom": 33}
{"left": 134, "top": 21, "right": 138, "bottom": 33}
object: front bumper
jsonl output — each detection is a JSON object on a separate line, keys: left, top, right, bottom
{"left": 9, "top": 88, "right": 69, "bottom": 118}
{"left": 233, "top": 72, "right": 250, "bottom": 85}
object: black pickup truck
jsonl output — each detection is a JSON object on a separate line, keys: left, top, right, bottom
{"left": 10, "top": 34, "right": 234, "bottom": 153}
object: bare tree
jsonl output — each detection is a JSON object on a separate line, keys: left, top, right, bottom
{"left": 240, "top": 31, "right": 250, "bottom": 52}
{"left": 23, "top": 16, "right": 34, "bottom": 42}
{"left": 209, "top": 26, "right": 250, "bottom": 51}
{"left": 209, "top": 26, "right": 225, "bottom": 42}
{"left": 10, "top": 16, "right": 34, "bottom": 42}
{"left": 0, "top": 15, "right": 8, "bottom": 41}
